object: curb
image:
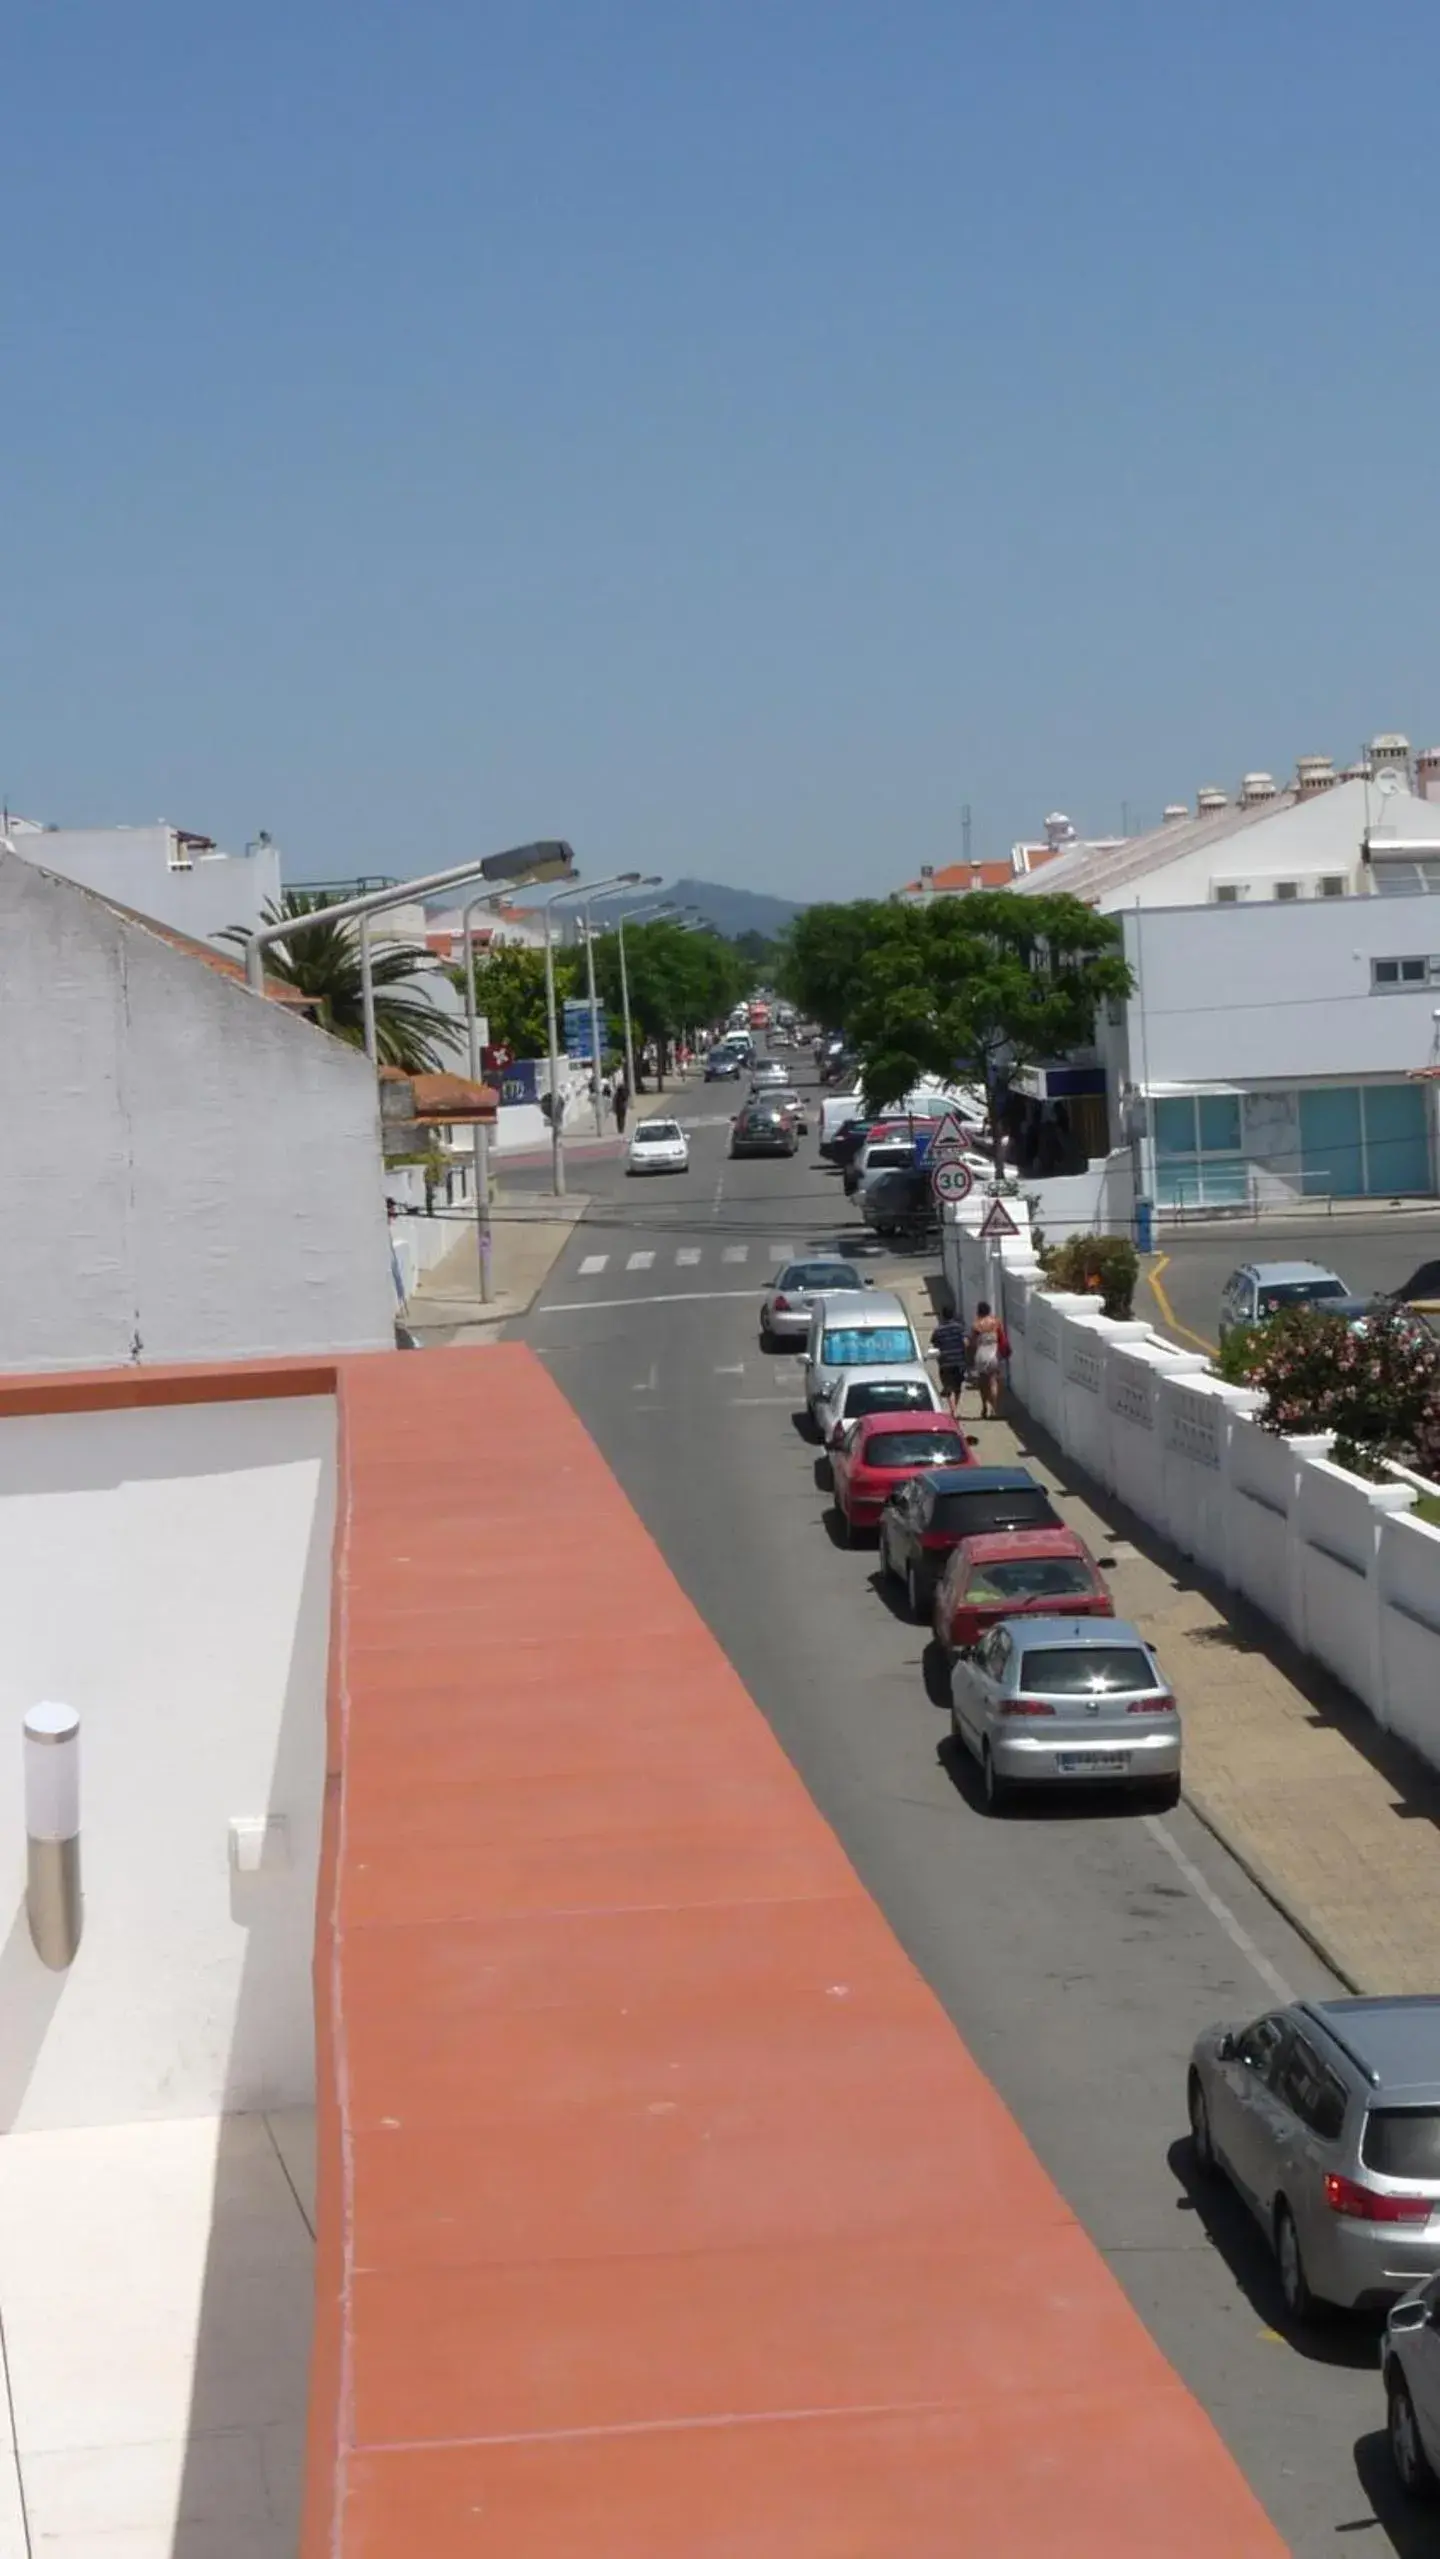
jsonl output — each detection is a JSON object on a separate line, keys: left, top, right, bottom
{"left": 1179, "top": 1783, "right": 1369, "bottom": 1996}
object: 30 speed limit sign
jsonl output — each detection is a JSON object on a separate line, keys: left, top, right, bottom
{"left": 930, "top": 1159, "right": 974, "bottom": 1204}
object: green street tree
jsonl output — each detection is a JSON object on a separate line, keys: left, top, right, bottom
{"left": 588, "top": 921, "right": 748, "bottom": 1086}
{"left": 843, "top": 891, "right": 1133, "bottom": 1163}
{"left": 225, "top": 893, "right": 463, "bottom": 1074}
{"left": 454, "top": 940, "right": 578, "bottom": 1059}
{"left": 775, "top": 901, "right": 892, "bottom": 1027}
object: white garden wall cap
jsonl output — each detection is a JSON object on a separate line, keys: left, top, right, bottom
{"left": 23, "top": 1703, "right": 79, "bottom": 1744}
{"left": 1304, "top": 1456, "right": 1417, "bottom": 1510}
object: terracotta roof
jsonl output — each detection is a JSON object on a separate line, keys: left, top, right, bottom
{"left": 897, "top": 848, "right": 1063, "bottom": 897}
{"left": 90, "top": 893, "right": 313, "bottom": 1006}
{"left": 378, "top": 1067, "right": 499, "bottom": 1122}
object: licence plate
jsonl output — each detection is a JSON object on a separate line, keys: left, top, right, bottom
{"left": 1056, "top": 1751, "right": 1129, "bottom": 1776}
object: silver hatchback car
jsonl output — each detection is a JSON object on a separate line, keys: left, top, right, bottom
{"left": 948, "top": 1617, "right": 1181, "bottom": 1814}
{"left": 1189, "top": 1995, "right": 1440, "bottom": 2317}
{"left": 759, "top": 1259, "right": 869, "bottom": 1346}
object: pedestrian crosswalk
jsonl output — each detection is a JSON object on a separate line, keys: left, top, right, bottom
{"left": 571, "top": 1241, "right": 794, "bottom": 1282}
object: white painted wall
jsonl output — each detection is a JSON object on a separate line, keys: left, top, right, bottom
{"left": 0, "top": 851, "right": 396, "bottom": 1368}
{"left": 0, "top": 1395, "right": 334, "bottom": 2129}
{"left": 7, "top": 825, "right": 282, "bottom": 943}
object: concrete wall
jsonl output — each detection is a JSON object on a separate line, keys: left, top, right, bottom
{"left": 0, "top": 1394, "right": 334, "bottom": 2129}
{"left": 8, "top": 826, "right": 282, "bottom": 943}
{"left": 959, "top": 1229, "right": 1440, "bottom": 1773}
{"left": 0, "top": 852, "right": 396, "bottom": 1369}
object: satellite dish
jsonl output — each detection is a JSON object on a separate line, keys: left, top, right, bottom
{"left": 1378, "top": 768, "right": 1404, "bottom": 797}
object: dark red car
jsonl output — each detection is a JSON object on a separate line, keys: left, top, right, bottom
{"left": 932, "top": 1527, "right": 1114, "bottom": 1656}
{"left": 830, "top": 1410, "right": 974, "bottom": 1539}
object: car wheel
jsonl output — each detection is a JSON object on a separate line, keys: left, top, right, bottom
{"left": 1150, "top": 1773, "right": 1182, "bottom": 1812}
{"left": 1275, "top": 2201, "right": 1321, "bottom": 2323}
{"left": 1389, "top": 2373, "right": 1439, "bottom": 2499}
{"left": 982, "top": 1745, "right": 1010, "bottom": 1814}
{"left": 1187, "top": 2072, "right": 1217, "bottom": 2177}
{"left": 836, "top": 1503, "right": 854, "bottom": 1545}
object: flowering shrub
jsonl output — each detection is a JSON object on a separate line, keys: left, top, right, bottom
{"left": 1228, "top": 1305, "right": 1440, "bottom": 1475}
{"left": 1041, "top": 1232, "right": 1139, "bottom": 1320}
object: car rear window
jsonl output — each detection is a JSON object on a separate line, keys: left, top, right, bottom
{"left": 1361, "top": 2109, "right": 1440, "bottom": 2180}
{"left": 866, "top": 1432, "right": 963, "bottom": 1468}
{"left": 845, "top": 1382, "right": 932, "bottom": 1415}
{"left": 930, "top": 1489, "right": 1058, "bottom": 1536}
{"left": 967, "top": 1557, "right": 1095, "bottom": 1602}
{"left": 822, "top": 1326, "right": 917, "bottom": 1366}
{"left": 1258, "top": 1279, "right": 1346, "bottom": 1315}
{"left": 1016, "top": 1645, "right": 1156, "bottom": 1695}
{"left": 782, "top": 1264, "right": 856, "bottom": 1291}
{"left": 866, "top": 1144, "right": 914, "bottom": 1167}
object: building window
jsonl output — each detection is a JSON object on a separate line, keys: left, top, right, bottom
{"left": 1319, "top": 875, "right": 1346, "bottom": 898}
{"left": 1153, "top": 1093, "right": 1247, "bottom": 1210}
{"left": 1371, "top": 956, "right": 1433, "bottom": 989}
{"left": 1214, "top": 884, "right": 1242, "bottom": 904}
{"left": 1273, "top": 881, "right": 1300, "bottom": 901}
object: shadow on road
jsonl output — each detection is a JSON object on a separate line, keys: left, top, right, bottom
{"left": 1165, "top": 2135, "right": 1383, "bottom": 2372}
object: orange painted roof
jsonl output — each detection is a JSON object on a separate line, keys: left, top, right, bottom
{"left": 898, "top": 848, "right": 1065, "bottom": 896}
{"left": 302, "top": 1343, "right": 1286, "bottom": 2559}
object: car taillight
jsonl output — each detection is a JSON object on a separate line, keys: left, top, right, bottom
{"left": 1000, "top": 1697, "right": 1056, "bottom": 1717}
{"left": 773, "top": 1294, "right": 790, "bottom": 1311}
{"left": 1323, "top": 2172, "right": 1432, "bottom": 2223}
{"left": 1126, "top": 1692, "right": 1176, "bottom": 1714}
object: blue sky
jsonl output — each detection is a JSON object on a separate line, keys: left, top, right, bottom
{"left": 4, "top": 0, "right": 1437, "bottom": 898}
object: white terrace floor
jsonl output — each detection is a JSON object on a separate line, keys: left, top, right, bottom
{"left": 0, "top": 2110, "right": 313, "bottom": 2558}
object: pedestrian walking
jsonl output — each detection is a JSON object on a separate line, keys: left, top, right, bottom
{"left": 967, "top": 1300, "right": 1006, "bottom": 1420}
{"left": 929, "top": 1307, "right": 969, "bottom": 1418}
{"left": 614, "top": 1076, "right": 629, "bottom": 1135}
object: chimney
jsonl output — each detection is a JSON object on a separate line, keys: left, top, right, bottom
{"left": 1043, "top": 812, "right": 1076, "bottom": 851}
{"left": 1370, "top": 732, "right": 1412, "bottom": 787}
{"left": 1295, "top": 755, "right": 1336, "bottom": 797}
{"left": 1196, "top": 786, "right": 1229, "bottom": 817}
{"left": 920, "top": 863, "right": 934, "bottom": 880}
{"left": 1417, "top": 747, "right": 1440, "bottom": 803}
{"left": 1162, "top": 803, "right": 1189, "bottom": 823}
{"left": 1240, "top": 772, "right": 1277, "bottom": 806}
{"left": 1337, "top": 762, "right": 1369, "bottom": 782}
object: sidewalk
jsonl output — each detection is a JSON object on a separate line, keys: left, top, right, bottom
{"left": 407, "top": 1191, "right": 589, "bottom": 1340}
{"left": 890, "top": 1272, "right": 1440, "bottom": 1996}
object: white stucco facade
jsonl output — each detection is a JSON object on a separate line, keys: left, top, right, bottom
{"left": 1013, "top": 774, "right": 1440, "bottom": 913}
{"left": 1100, "top": 893, "right": 1440, "bottom": 1205}
{"left": 5, "top": 819, "right": 282, "bottom": 943}
{"left": 0, "top": 850, "right": 397, "bottom": 1368}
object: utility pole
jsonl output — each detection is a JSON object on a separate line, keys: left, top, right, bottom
{"left": 961, "top": 804, "right": 972, "bottom": 868}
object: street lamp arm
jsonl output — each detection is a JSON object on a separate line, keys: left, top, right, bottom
{"left": 243, "top": 842, "right": 575, "bottom": 990}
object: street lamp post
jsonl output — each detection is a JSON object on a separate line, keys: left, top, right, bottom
{"left": 614, "top": 886, "right": 670, "bottom": 1102}
{"left": 540, "top": 873, "right": 643, "bottom": 1194}
{"left": 459, "top": 888, "right": 514, "bottom": 1306}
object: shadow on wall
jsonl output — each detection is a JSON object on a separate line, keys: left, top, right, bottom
{"left": 0, "top": 1898, "right": 69, "bottom": 2131}
{"left": 172, "top": 1454, "right": 335, "bottom": 2558}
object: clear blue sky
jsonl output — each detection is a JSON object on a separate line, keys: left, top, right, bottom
{"left": 5, "top": 0, "right": 1437, "bottom": 898}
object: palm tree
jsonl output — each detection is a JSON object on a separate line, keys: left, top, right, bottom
{"left": 225, "top": 893, "right": 463, "bottom": 1073}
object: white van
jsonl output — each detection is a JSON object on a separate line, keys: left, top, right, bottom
{"left": 803, "top": 1289, "right": 922, "bottom": 1422}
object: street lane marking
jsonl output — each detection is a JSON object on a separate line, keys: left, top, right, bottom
{"left": 1142, "top": 1815, "right": 1294, "bottom": 2002}
{"left": 578, "top": 1254, "right": 609, "bottom": 1276}
{"left": 1146, "top": 1255, "right": 1218, "bottom": 1355}
{"left": 626, "top": 1251, "right": 655, "bottom": 1271}
{"left": 722, "top": 1245, "right": 748, "bottom": 1264}
{"left": 537, "top": 1288, "right": 762, "bottom": 1314}
{"left": 715, "top": 1362, "right": 746, "bottom": 1377}
{"left": 676, "top": 1249, "right": 701, "bottom": 1266}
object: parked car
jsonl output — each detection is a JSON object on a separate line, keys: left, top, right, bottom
{"left": 819, "top": 1368, "right": 944, "bottom": 1442}
{"left": 950, "top": 1617, "right": 1180, "bottom": 1813}
{"left": 825, "top": 1116, "right": 881, "bottom": 1168}
{"left": 626, "top": 1118, "right": 689, "bottom": 1176}
{"left": 818, "top": 1087, "right": 867, "bottom": 1152}
{"left": 878, "top": 1465, "right": 1062, "bottom": 1619}
{"left": 1189, "top": 1995, "right": 1440, "bottom": 2320}
{"left": 861, "top": 1166, "right": 937, "bottom": 1238}
{"left": 933, "top": 1527, "right": 1115, "bottom": 1656}
{"left": 831, "top": 1411, "right": 975, "bottom": 1537}
{"left": 1218, "top": 1260, "right": 1349, "bottom": 1339}
{"left": 731, "top": 1103, "right": 799, "bottom": 1159}
{"left": 760, "top": 1259, "right": 870, "bottom": 1346}
{"left": 844, "top": 1135, "right": 917, "bottom": 1199}
{"left": 1383, "top": 2275, "right": 1440, "bottom": 2496}
{"left": 804, "top": 1290, "right": 921, "bottom": 1422}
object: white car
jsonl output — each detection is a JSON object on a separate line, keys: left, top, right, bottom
{"left": 816, "top": 1365, "right": 942, "bottom": 1449}
{"left": 627, "top": 1118, "right": 689, "bottom": 1175}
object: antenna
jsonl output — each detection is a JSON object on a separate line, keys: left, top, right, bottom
{"left": 961, "top": 804, "right": 972, "bottom": 866}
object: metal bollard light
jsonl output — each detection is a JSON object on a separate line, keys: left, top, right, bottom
{"left": 24, "top": 1704, "right": 81, "bottom": 1969}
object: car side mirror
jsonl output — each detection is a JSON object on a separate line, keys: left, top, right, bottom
{"left": 1214, "top": 2031, "right": 1236, "bottom": 2063}
{"left": 1389, "top": 2298, "right": 1431, "bottom": 2335}
{"left": 966, "top": 1434, "right": 979, "bottom": 1448}
{"left": 1099, "top": 1557, "right": 1117, "bottom": 1572}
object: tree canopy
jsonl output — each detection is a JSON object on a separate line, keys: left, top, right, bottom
{"left": 587, "top": 919, "right": 750, "bottom": 1079}
{"left": 225, "top": 893, "right": 463, "bottom": 1074}
{"left": 775, "top": 901, "right": 892, "bottom": 1028}
{"left": 460, "top": 941, "right": 577, "bottom": 1058}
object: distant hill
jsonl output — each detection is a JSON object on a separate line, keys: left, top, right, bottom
{"left": 663, "top": 878, "right": 805, "bottom": 940}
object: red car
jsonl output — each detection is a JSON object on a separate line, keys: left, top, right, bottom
{"left": 932, "top": 1527, "right": 1114, "bottom": 1656}
{"left": 831, "top": 1410, "right": 974, "bottom": 1539}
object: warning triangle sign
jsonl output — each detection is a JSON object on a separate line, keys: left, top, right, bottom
{"left": 977, "top": 1194, "right": 1020, "bottom": 1239}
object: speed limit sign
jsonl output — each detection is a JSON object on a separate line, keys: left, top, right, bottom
{"left": 931, "top": 1159, "right": 974, "bottom": 1204}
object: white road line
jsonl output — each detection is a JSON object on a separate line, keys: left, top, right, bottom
{"left": 722, "top": 1245, "right": 748, "bottom": 1265}
{"left": 538, "top": 1288, "right": 761, "bottom": 1314}
{"left": 626, "top": 1250, "right": 655, "bottom": 1271}
{"left": 578, "top": 1254, "right": 609, "bottom": 1276}
{"left": 676, "top": 1248, "right": 701, "bottom": 1267}
{"left": 1142, "top": 1815, "right": 1295, "bottom": 2003}
{"left": 715, "top": 1362, "right": 746, "bottom": 1377}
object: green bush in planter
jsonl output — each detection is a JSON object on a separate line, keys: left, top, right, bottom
{"left": 1040, "top": 1232, "right": 1139, "bottom": 1321}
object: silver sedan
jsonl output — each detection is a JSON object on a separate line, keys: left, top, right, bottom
{"left": 949, "top": 1616, "right": 1181, "bottom": 1813}
{"left": 759, "top": 1259, "right": 871, "bottom": 1345}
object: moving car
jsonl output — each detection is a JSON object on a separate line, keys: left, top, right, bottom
{"left": 704, "top": 1049, "right": 743, "bottom": 1081}
{"left": 1383, "top": 2275, "right": 1440, "bottom": 2496}
{"left": 831, "top": 1411, "right": 974, "bottom": 1538}
{"left": 820, "top": 1368, "right": 943, "bottom": 1442}
{"left": 933, "top": 1527, "right": 1114, "bottom": 1656}
{"left": 731, "top": 1103, "right": 799, "bottom": 1159}
{"left": 1188, "top": 1995, "right": 1440, "bottom": 2319}
{"left": 750, "top": 1058, "right": 789, "bottom": 1091}
{"left": 756, "top": 1083, "right": 809, "bottom": 1131}
{"left": 804, "top": 1291, "right": 921, "bottom": 1422}
{"left": 878, "top": 1465, "right": 1061, "bottom": 1619}
{"left": 949, "top": 1617, "right": 1180, "bottom": 1812}
{"left": 626, "top": 1118, "right": 689, "bottom": 1176}
{"left": 1218, "top": 1260, "right": 1349, "bottom": 1339}
{"left": 760, "top": 1259, "right": 869, "bottom": 1346}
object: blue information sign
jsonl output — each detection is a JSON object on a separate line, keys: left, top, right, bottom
{"left": 563, "top": 997, "right": 595, "bottom": 1062}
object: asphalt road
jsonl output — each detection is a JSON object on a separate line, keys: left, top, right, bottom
{"left": 514, "top": 1065, "right": 1430, "bottom": 2558}
{"left": 1147, "top": 1210, "right": 1440, "bottom": 1352}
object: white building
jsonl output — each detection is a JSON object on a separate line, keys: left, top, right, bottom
{"left": 3, "top": 814, "right": 283, "bottom": 942}
{"left": 1010, "top": 736, "right": 1440, "bottom": 913}
{"left": 0, "top": 847, "right": 397, "bottom": 1368}
{"left": 1099, "top": 890, "right": 1440, "bottom": 1209}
